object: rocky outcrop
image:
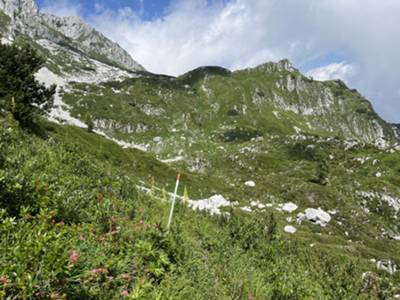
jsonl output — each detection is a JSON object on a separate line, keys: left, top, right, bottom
{"left": 0, "top": 0, "right": 38, "bottom": 20}
{"left": 255, "top": 59, "right": 295, "bottom": 73}
{"left": 0, "top": 0, "right": 144, "bottom": 72}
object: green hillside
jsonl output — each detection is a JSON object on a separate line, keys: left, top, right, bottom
{"left": 61, "top": 60, "right": 397, "bottom": 148}
{"left": 1, "top": 3, "right": 400, "bottom": 297}
{"left": 1, "top": 112, "right": 400, "bottom": 298}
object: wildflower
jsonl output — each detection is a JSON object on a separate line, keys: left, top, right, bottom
{"left": 121, "top": 290, "right": 129, "bottom": 297}
{"left": 69, "top": 250, "right": 80, "bottom": 264}
{"left": 0, "top": 275, "right": 10, "bottom": 287}
{"left": 90, "top": 268, "right": 108, "bottom": 275}
{"left": 79, "top": 235, "right": 85, "bottom": 241}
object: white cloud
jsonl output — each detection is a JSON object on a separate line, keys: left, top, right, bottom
{"left": 306, "top": 63, "right": 356, "bottom": 83}
{"left": 39, "top": 0, "right": 400, "bottom": 122}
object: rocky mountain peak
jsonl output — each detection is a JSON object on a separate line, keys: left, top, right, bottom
{"left": 0, "top": 0, "right": 144, "bottom": 72}
{"left": 0, "top": 0, "right": 38, "bottom": 20}
{"left": 255, "top": 59, "right": 296, "bottom": 73}
{"left": 40, "top": 14, "right": 92, "bottom": 40}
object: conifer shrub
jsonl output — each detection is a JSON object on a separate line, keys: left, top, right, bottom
{"left": 0, "top": 40, "right": 56, "bottom": 126}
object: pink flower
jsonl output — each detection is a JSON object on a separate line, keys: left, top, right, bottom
{"left": 69, "top": 250, "right": 80, "bottom": 264}
{"left": 79, "top": 235, "right": 85, "bottom": 241}
{"left": 121, "top": 290, "right": 129, "bottom": 297}
{"left": 90, "top": 268, "right": 108, "bottom": 275}
{"left": 0, "top": 275, "right": 10, "bottom": 287}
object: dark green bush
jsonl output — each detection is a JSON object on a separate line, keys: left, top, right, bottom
{"left": 222, "top": 126, "right": 263, "bottom": 142}
{"left": 0, "top": 41, "right": 56, "bottom": 125}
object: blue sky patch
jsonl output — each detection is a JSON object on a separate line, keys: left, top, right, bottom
{"left": 299, "top": 51, "right": 351, "bottom": 73}
{"left": 37, "top": 0, "right": 172, "bottom": 20}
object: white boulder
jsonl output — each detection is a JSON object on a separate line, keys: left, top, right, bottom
{"left": 297, "top": 208, "right": 331, "bottom": 227}
{"left": 284, "top": 225, "right": 297, "bottom": 234}
{"left": 282, "top": 202, "right": 298, "bottom": 213}
{"left": 188, "top": 195, "right": 231, "bottom": 215}
{"left": 245, "top": 181, "right": 256, "bottom": 187}
{"left": 377, "top": 260, "right": 398, "bottom": 275}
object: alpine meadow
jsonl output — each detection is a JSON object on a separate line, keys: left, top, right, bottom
{"left": 0, "top": 0, "right": 400, "bottom": 299}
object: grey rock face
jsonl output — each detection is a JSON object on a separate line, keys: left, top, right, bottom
{"left": 255, "top": 59, "right": 295, "bottom": 73}
{"left": 0, "top": 0, "right": 38, "bottom": 20}
{"left": 0, "top": 0, "right": 144, "bottom": 72}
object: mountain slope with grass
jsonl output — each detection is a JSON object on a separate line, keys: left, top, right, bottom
{"left": 1, "top": 113, "right": 400, "bottom": 299}
{"left": 1, "top": 0, "right": 400, "bottom": 298}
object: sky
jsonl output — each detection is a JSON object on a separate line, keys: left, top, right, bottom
{"left": 37, "top": 0, "right": 400, "bottom": 123}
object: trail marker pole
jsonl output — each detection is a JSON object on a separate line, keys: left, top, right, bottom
{"left": 167, "top": 173, "right": 181, "bottom": 230}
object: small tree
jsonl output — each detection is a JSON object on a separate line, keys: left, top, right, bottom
{"left": 0, "top": 40, "right": 56, "bottom": 125}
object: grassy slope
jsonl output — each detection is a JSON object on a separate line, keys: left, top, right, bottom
{"left": 59, "top": 68, "right": 400, "bottom": 238}
{"left": 1, "top": 113, "right": 400, "bottom": 298}
{"left": 58, "top": 66, "right": 400, "bottom": 261}
{"left": 61, "top": 63, "right": 396, "bottom": 144}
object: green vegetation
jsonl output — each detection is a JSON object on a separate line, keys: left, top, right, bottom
{"left": 1, "top": 115, "right": 399, "bottom": 299}
{"left": 84, "top": 112, "right": 94, "bottom": 133}
{"left": 0, "top": 41, "right": 55, "bottom": 125}
{"left": 0, "top": 10, "right": 11, "bottom": 30}
{"left": 1, "top": 21, "right": 400, "bottom": 297}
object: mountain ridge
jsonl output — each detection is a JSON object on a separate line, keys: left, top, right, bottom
{"left": 0, "top": 0, "right": 144, "bottom": 72}
{"left": 1, "top": 0, "right": 398, "bottom": 148}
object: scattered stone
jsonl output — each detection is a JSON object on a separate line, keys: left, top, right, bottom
{"left": 297, "top": 208, "right": 331, "bottom": 227}
{"left": 240, "top": 206, "right": 252, "bottom": 213}
{"left": 358, "top": 191, "right": 400, "bottom": 212}
{"left": 160, "top": 156, "right": 184, "bottom": 164}
{"left": 284, "top": 225, "right": 297, "bottom": 234}
{"left": 282, "top": 202, "right": 298, "bottom": 213}
{"left": 188, "top": 195, "right": 232, "bottom": 215}
{"left": 245, "top": 181, "right": 256, "bottom": 187}
{"left": 153, "top": 136, "right": 162, "bottom": 143}
{"left": 355, "top": 157, "right": 370, "bottom": 164}
{"left": 250, "top": 201, "right": 266, "bottom": 209}
{"left": 377, "top": 259, "right": 398, "bottom": 275}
